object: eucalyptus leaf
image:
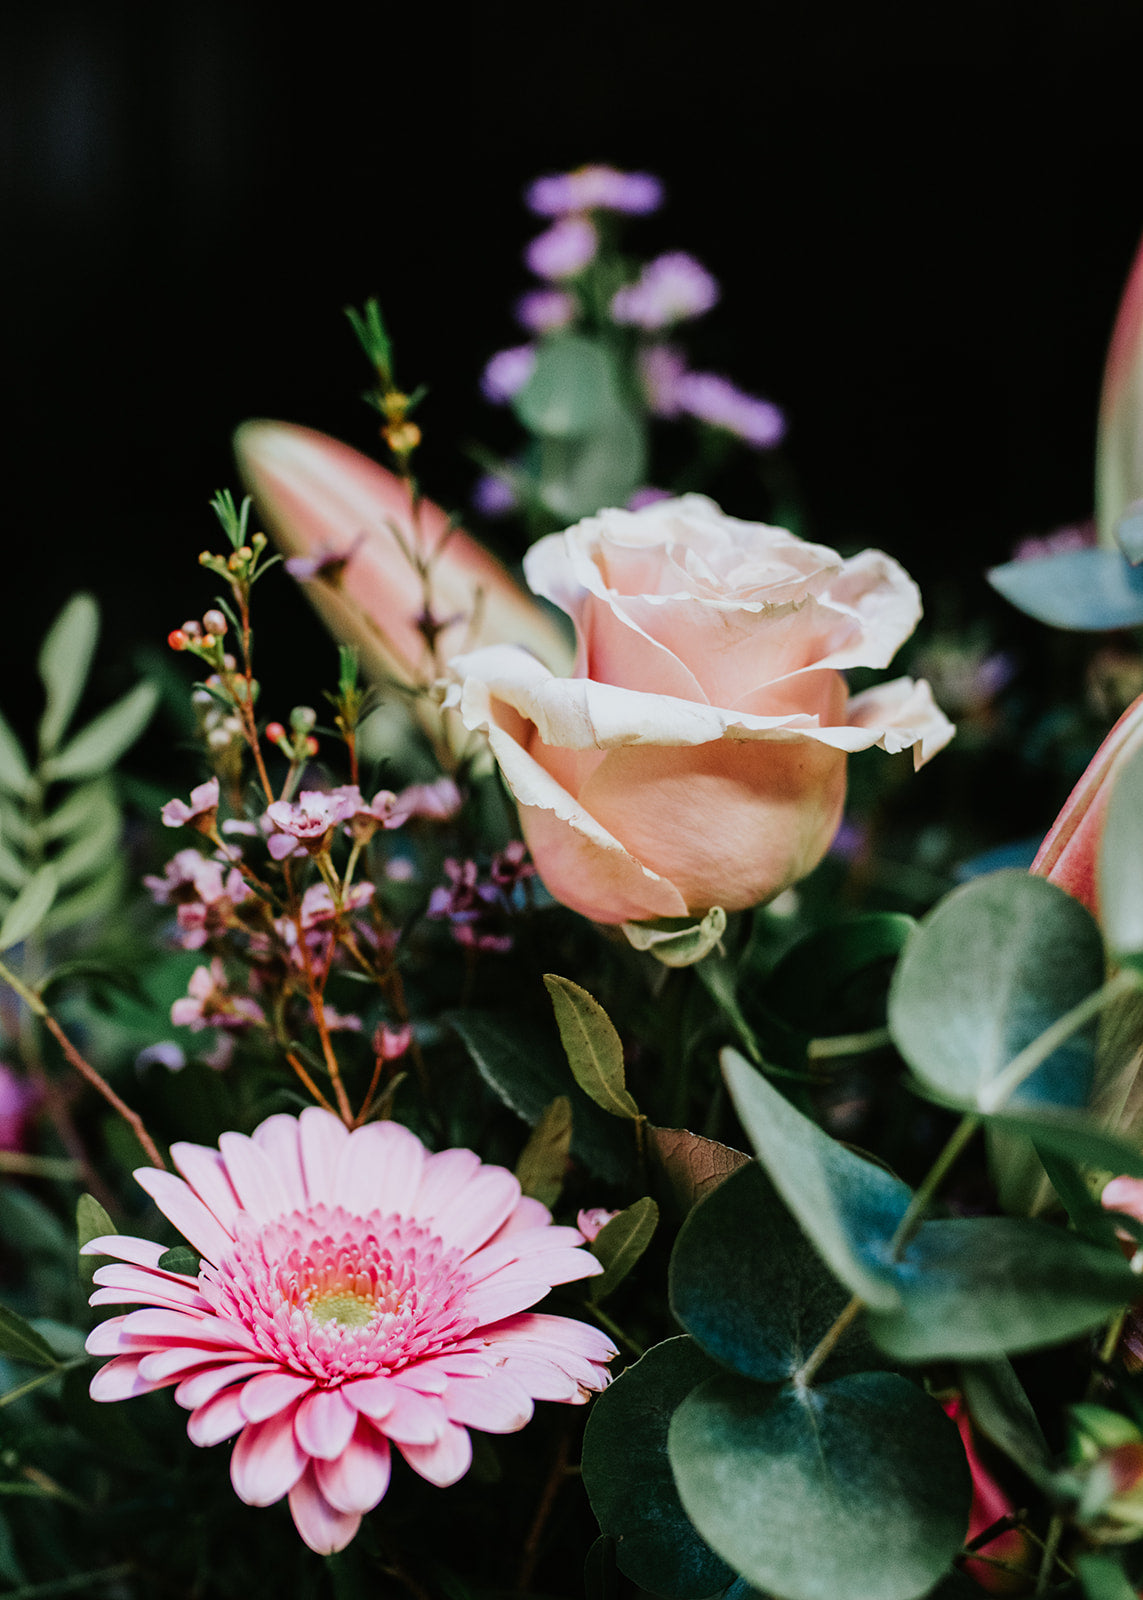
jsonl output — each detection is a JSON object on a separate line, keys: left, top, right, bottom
{"left": 987, "top": 547, "right": 1143, "bottom": 631}
{"left": 765, "top": 913, "right": 916, "bottom": 1031}
{"left": 0, "top": 711, "right": 30, "bottom": 799}
{"left": 0, "top": 865, "right": 58, "bottom": 951}
{"left": 888, "top": 872, "right": 1104, "bottom": 1114}
{"left": 514, "top": 1095, "right": 572, "bottom": 1209}
{"left": 1100, "top": 740, "right": 1143, "bottom": 970}
{"left": 538, "top": 408, "right": 649, "bottom": 522}
{"left": 513, "top": 334, "right": 623, "bottom": 438}
{"left": 867, "top": 1216, "right": 1138, "bottom": 1361}
{"left": 37, "top": 593, "right": 99, "bottom": 756}
{"left": 721, "top": 1048, "right": 910, "bottom": 1309}
{"left": 669, "top": 1370, "right": 970, "bottom": 1600}
{"left": 582, "top": 1336, "right": 735, "bottom": 1600}
{"left": 583, "top": 1535, "right": 620, "bottom": 1600}
{"left": 670, "top": 1164, "right": 882, "bottom": 1383}
{"left": 544, "top": 975, "right": 640, "bottom": 1120}
{"left": 648, "top": 1125, "right": 750, "bottom": 1211}
{"left": 590, "top": 1197, "right": 658, "bottom": 1303}
{"left": 42, "top": 680, "right": 159, "bottom": 783}
{"left": 0, "top": 1304, "right": 60, "bottom": 1369}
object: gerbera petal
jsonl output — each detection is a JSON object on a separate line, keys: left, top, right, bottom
{"left": 413, "top": 1147, "right": 483, "bottom": 1219}
{"left": 175, "top": 1360, "right": 274, "bottom": 1409}
{"left": 396, "top": 1421, "right": 473, "bottom": 1487}
{"left": 132, "top": 1168, "right": 235, "bottom": 1264}
{"left": 250, "top": 1114, "right": 307, "bottom": 1209}
{"left": 486, "top": 1196, "right": 553, "bottom": 1241}
{"left": 240, "top": 1371, "right": 316, "bottom": 1423}
{"left": 288, "top": 1462, "right": 362, "bottom": 1556}
{"left": 91, "top": 1264, "right": 207, "bottom": 1308}
{"left": 187, "top": 1386, "right": 249, "bottom": 1446}
{"left": 314, "top": 1420, "right": 391, "bottom": 1514}
{"left": 332, "top": 1120, "right": 422, "bottom": 1215}
{"left": 377, "top": 1386, "right": 446, "bottom": 1445}
{"left": 442, "top": 1371, "right": 534, "bottom": 1433}
{"left": 230, "top": 1409, "right": 309, "bottom": 1506}
{"left": 463, "top": 1279, "right": 559, "bottom": 1326}
{"left": 294, "top": 1387, "right": 358, "bottom": 1460}
{"left": 430, "top": 1166, "right": 521, "bottom": 1256}
{"left": 298, "top": 1106, "right": 348, "bottom": 1202}
{"left": 81, "top": 1235, "right": 169, "bottom": 1269}
{"left": 170, "top": 1143, "right": 242, "bottom": 1236}
{"left": 218, "top": 1132, "right": 293, "bottom": 1223}
{"left": 89, "top": 1353, "right": 157, "bottom": 1401}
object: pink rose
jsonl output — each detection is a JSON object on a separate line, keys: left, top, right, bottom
{"left": 450, "top": 496, "right": 954, "bottom": 925}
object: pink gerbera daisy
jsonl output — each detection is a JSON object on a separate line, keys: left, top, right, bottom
{"left": 83, "top": 1110, "right": 616, "bottom": 1554}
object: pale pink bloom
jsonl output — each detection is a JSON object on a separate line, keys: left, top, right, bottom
{"left": 576, "top": 1208, "right": 619, "bottom": 1243}
{"left": 84, "top": 1110, "right": 615, "bottom": 1553}
{"left": 171, "top": 959, "right": 265, "bottom": 1033}
{"left": 146, "top": 851, "right": 250, "bottom": 950}
{"left": 1102, "top": 1176, "right": 1143, "bottom": 1224}
{"left": 525, "top": 218, "right": 598, "bottom": 281}
{"left": 298, "top": 882, "right": 373, "bottom": 929}
{"left": 321, "top": 1007, "right": 363, "bottom": 1034}
{"left": 480, "top": 346, "right": 537, "bottom": 404}
{"left": 395, "top": 776, "right": 464, "bottom": 822}
{"left": 265, "top": 789, "right": 362, "bottom": 860}
{"left": 525, "top": 166, "right": 663, "bottom": 217}
{"left": 346, "top": 789, "right": 411, "bottom": 841}
{"left": 162, "top": 778, "right": 220, "bottom": 832}
{"left": 610, "top": 252, "right": 719, "bottom": 330}
{"left": 450, "top": 496, "right": 954, "bottom": 924}
{"left": 374, "top": 1023, "right": 412, "bottom": 1061}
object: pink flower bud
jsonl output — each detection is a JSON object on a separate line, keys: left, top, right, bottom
{"left": 374, "top": 1023, "right": 412, "bottom": 1061}
{"left": 576, "top": 1207, "right": 620, "bottom": 1243}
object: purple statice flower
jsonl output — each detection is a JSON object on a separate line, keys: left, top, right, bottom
{"left": 526, "top": 165, "right": 663, "bottom": 217}
{"left": 675, "top": 372, "right": 787, "bottom": 449}
{"left": 472, "top": 473, "right": 518, "bottom": 518}
{"left": 489, "top": 840, "right": 536, "bottom": 892}
{"left": 480, "top": 345, "right": 537, "bottom": 404}
{"left": 283, "top": 532, "right": 366, "bottom": 583}
{"left": 627, "top": 487, "right": 674, "bottom": 511}
{"left": 161, "top": 777, "right": 219, "bottom": 832}
{"left": 611, "top": 252, "right": 719, "bottom": 330}
{"left": 524, "top": 217, "right": 598, "bottom": 281}
{"left": 637, "top": 344, "right": 688, "bottom": 417}
{"left": 515, "top": 287, "right": 577, "bottom": 333}
{"left": 264, "top": 787, "right": 362, "bottom": 860}
{"left": 171, "top": 959, "right": 264, "bottom": 1032}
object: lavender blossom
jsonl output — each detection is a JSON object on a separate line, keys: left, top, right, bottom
{"left": 515, "top": 288, "right": 576, "bottom": 333}
{"left": 611, "top": 252, "right": 719, "bottom": 330}
{"left": 472, "top": 473, "right": 518, "bottom": 518}
{"left": 637, "top": 344, "right": 688, "bottom": 417}
{"left": 526, "top": 165, "right": 663, "bottom": 217}
{"left": 675, "top": 372, "right": 788, "bottom": 449}
{"left": 524, "top": 217, "right": 598, "bottom": 281}
{"left": 481, "top": 345, "right": 537, "bottom": 404}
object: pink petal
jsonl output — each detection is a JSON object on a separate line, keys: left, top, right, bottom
{"left": 368, "top": 1385, "right": 444, "bottom": 1445}
{"left": 396, "top": 1421, "right": 472, "bottom": 1487}
{"left": 442, "top": 1371, "right": 534, "bottom": 1433}
{"left": 332, "top": 1120, "right": 422, "bottom": 1216}
{"left": 187, "top": 1386, "right": 249, "bottom": 1446}
{"left": 89, "top": 1354, "right": 156, "bottom": 1401}
{"left": 108, "top": 1307, "right": 257, "bottom": 1352}
{"left": 250, "top": 1114, "right": 307, "bottom": 1209}
{"left": 132, "top": 1168, "right": 235, "bottom": 1264}
{"left": 340, "top": 1374, "right": 399, "bottom": 1419}
{"left": 288, "top": 1462, "right": 361, "bottom": 1555}
{"left": 230, "top": 1408, "right": 309, "bottom": 1506}
{"left": 486, "top": 1196, "right": 554, "bottom": 1242}
{"left": 464, "top": 1226, "right": 597, "bottom": 1285}
{"left": 174, "top": 1361, "right": 274, "bottom": 1409}
{"left": 81, "top": 1235, "right": 169, "bottom": 1269}
{"left": 463, "top": 1278, "right": 557, "bottom": 1326}
{"left": 239, "top": 1370, "right": 316, "bottom": 1423}
{"left": 491, "top": 1354, "right": 581, "bottom": 1403}
{"left": 298, "top": 1106, "right": 349, "bottom": 1203}
{"left": 413, "top": 1147, "right": 483, "bottom": 1220}
{"left": 170, "top": 1143, "right": 243, "bottom": 1236}
{"left": 294, "top": 1387, "right": 357, "bottom": 1460}
{"left": 218, "top": 1132, "right": 293, "bottom": 1223}
{"left": 90, "top": 1264, "right": 207, "bottom": 1308}
{"left": 430, "top": 1166, "right": 521, "bottom": 1256}
{"left": 314, "top": 1420, "right": 392, "bottom": 1514}
{"left": 139, "top": 1345, "right": 246, "bottom": 1385}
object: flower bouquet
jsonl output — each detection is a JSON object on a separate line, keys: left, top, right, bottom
{"left": 4, "top": 166, "right": 1143, "bottom": 1600}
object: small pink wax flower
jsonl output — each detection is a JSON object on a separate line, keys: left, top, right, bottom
{"left": 264, "top": 789, "right": 362, "bottom": 860}
{"left": 83, "top": 1110, "right": 616, "bottom": 1554}
{"left": 576, "top": 1208, "right": 620, "bottom": 1243}
{"left": 162, "top": 778, "right": 220, "bottom": 833}
{"left": 171, "top": 959, "right": 265, "bottom": 1033}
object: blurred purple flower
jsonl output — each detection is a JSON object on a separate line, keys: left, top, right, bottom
{"left": 480, "top": 345, "right": 537, "bottom": 404}
{"left": 526, "top": 165, "right": 663, "bottom": 217}
{"left": 515, "top": 288, "right": 576, "bottom": 333}
{"left": 525, "top": 217, "right": 598, "bottom": 281}
{"left": 472, "top": 473, "right": 518, "bottom": 518}
{"left": 396, "top": 776, "right": 464, "bottom": 821}
{"left": 627, "top": 487, "right": 674, "bottom": 511}
{"left": 675, "top": 372, "right": 787, "bottom": 449}
{"left": 637, "top": 344, "right": 688, "bottom": 417}
{"left": 611, "top": 252, "right": 719, "bottom": 330}
{"left": 283, "top": 532, "right": 366, "bottom": 583}
{"left": 1012, "top": 520, "right": 1096, "bottom": 562}
{"left": 0, "top": 1064, "right": 38, "bottom": 1151}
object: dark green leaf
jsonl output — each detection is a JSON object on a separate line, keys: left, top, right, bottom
{"left": 77, "top": 1194, "right": 114, "bottom": 1288}
{"left": 867, "top": 1216, "right": 1138, "bottom": 1361}
{"left": 670, "top": 1164, "right": 883, "bottom": 1383}
{"left": 958, "top": 1359, "right": 1051, "bottom": 1479}
{"left": 1077, "top": 1552, "right": 1138, "bottom": 1600}
{"left": 0, "top": 1303, "right": 60, "bottom": 1368}
{"left": 670, "top": 1370, "right": 970, "bottom": 1600}
{"left": 43, "top": 681, "right": 159, "bottom": 782}
{"left": 0, "top": 866, "right": 58, "bottom": 951}
{"left": 721, "top": 1048, "right": 910, "bottom": 1309}
{"left": 590, "top": 1198, "right": 658, "bottom": 1303}
{"left": 514, "top": 1095, "right": 572, "bottom": 1209}
{"left": 544, "top": 974, "right": 640, "bottom": 1119}
{"left": 582, "top": 1336, "right": 735, "bottom": 1600}
{"left": 583, "top": 1535, "right": 620, "bottom": 1600}
{"left": 766, "top": 914, "right": 916, "bottom": 1031}
{"left": 1100, "top": 741, "right": 1143, "bottom": 971}
{"left": 37, "top": 593, "right": 99, "bottom": 756}
{"left": 888, "top": 872, "right": 1104, "bottom": 1113}
{"left": 988, "top": 547, "right": 1143, "bottom": 631}
{"left": 648, "top": 1125, "right": 750, "bottom": 1212}
{"left": 157, "top": 1247, "right": 201, "bottom": 1275}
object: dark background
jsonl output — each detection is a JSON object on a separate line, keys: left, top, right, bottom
{"left": 5, "top": 0, "right": 1143, "bottom": 724}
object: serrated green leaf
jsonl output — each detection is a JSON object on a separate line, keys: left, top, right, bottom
{"left": 0, "top": 865, "right": 58, "bottom": 951}
{"left": 888, "top": 871, "right": 1105, "bottom": 1114}
{"left": 0, "top": 1303, "right": 60, "bottom": 1368}
{"left": 582, "top": 1337, "right": 734, "bottom": 1600}
{"left": 669, "top": 1370, "right": 970, "bottom": 1600}
{"left": 42, "top": 680, "right": 158, "bottom": 782}
{"left": 37, "top": 593, "right": 99, "bottom": 756}
{"left": 544, "top": 974, "right": 640, "bottom": 1120}
{"left": 1100, "top": 740, "right": 1143, "bottom": 970}
{"left": 590, "top": 1197, "right": 658, "bottom": 1303}
{"left": 0, "top": 711, "right": 30, "bottom": 799}
{"left": 514, "top": 1095, "right": 572, "bottom": 1209}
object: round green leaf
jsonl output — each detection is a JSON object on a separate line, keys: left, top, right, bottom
{"left": 669, "top": 1370, "right": 971, "bottom": 1600}
{"left": 670, "top": 1164, "right": 882, "bottom": 1383}
{"left": 765, "top": 913, "right": 916, "bottom": 1031}
{"left": 513, "top": 335, "right": 622, "bottom": 438}
{"left": 582, "top": 1336, "right": 735, "bottom": 1600}
{"left": 888, "top": 871, "right": 1104, "bottom": 1113}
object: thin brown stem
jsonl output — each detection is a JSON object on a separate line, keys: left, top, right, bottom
{"left": 283, "top": 1050, "right": 336, "bottom": 1114}
{"left": 516, "top": 1429, "right": 570, "bottom": 1592}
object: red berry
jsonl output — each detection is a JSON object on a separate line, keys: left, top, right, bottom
{"left": 168, "top": 629, "right": 188, "bottom": 651}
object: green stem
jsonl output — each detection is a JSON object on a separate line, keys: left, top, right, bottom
{"left": 807, "top": 1026, "right": 893, "bottom": 1061}
{"left": 793, "top": 1294, "right": 864, "bottom": 1387}
{"left": 1034, "top": 1513, "right": 1064, "bottom": 1595}
{"left": 889, "top": 1114, "right": 980, "bottom": 1259}
{"left": 978, "top": 968, "right": 1140, "bottom": 1113}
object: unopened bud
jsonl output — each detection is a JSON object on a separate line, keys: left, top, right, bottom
{"left": 383, "top": 420, "right": 422, "bottom": 455}
{"left": 203, "top": 609, "right": 228, "bottom": 637}
{"left": 265, "top": 721, "right": 286, "bottom": 744}
{"left": 198, "top": 550, "right": 213, "bottom": 565}
{"left": 201, "top": 634, "right": 217, "bottom": 651}
{"left": 181, "top": 619, "right": 203, "bottom": 641}
{"left": 305, "top": 735, "right": 319, "bottom": 756}
{"left": 290, "top": 706, "right": 317, "bottom": 734}
{"left": 236, "top": 545, "right": 253, "bottom": 562}
{"left": 222, "top": 653, "right": 237, "bottom": 671}
{"left": 168, "top": 629, "right": 188, "bottom": 651}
